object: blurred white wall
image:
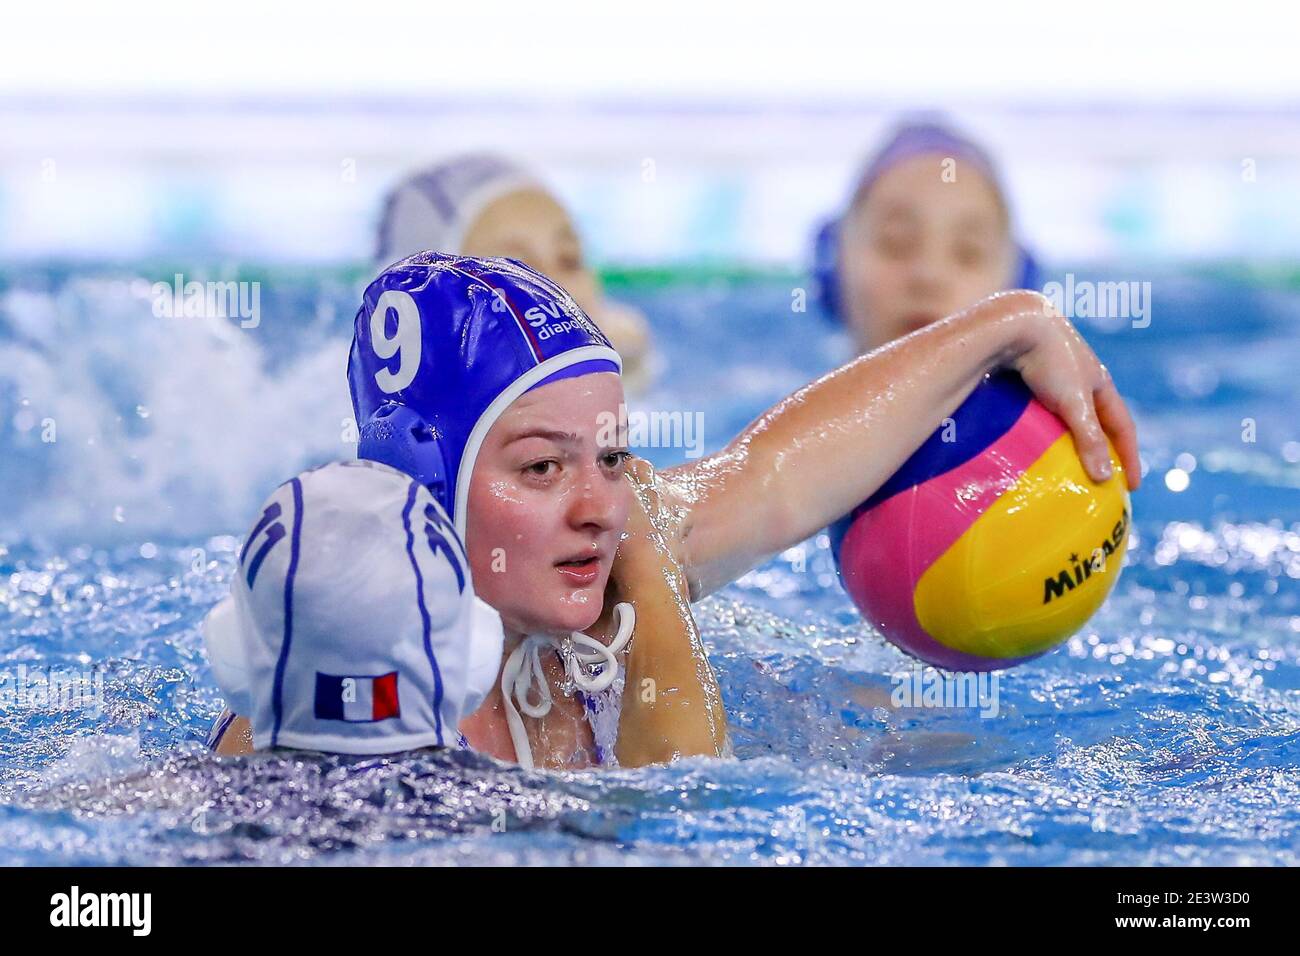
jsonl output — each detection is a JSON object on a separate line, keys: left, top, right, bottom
{"left": 5, "top": 1, "right": 1295, "bottom": 103}
{"left": 2, "top": 1, "right": 1298, "bottom": 265}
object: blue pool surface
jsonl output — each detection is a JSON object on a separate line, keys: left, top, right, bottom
{"left": 2, "top": 264, "right": 1299, "bottom": 865}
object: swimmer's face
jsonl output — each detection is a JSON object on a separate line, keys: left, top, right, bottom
{"left": 461, "top": 187, "right": 602, "bottom": 316}
{"left": 839, "top": 154, "right": 1016, "bottom": 351}
{"left": 465, "top": 372, "right": 631, "bottom": 638}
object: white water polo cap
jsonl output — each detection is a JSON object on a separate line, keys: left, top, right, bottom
{"left": 374, "top": 154, "right": 542, "bottom": 269}
{"left": 202, "top": 459, "right": 504, "bottom": 755}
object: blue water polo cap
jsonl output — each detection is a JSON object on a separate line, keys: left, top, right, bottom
{"left": 812, "top": 118, "right": 1040, "bottom": 322}
{"left": 348, "top": 253, "right": 622, "bottom": 540}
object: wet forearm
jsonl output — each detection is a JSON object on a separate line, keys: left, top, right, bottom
{"left": 615, "top": 572, "right": 727, "bottom": 766}
{"left": 613, "top": 465, "right": 728, "bottom": 766}
{"left": 676, "top": 294, "right": 1039, "bottom": 595}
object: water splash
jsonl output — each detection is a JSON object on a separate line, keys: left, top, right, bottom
{"left": 2, "top": 266, "right": 1300, "bottom": 864}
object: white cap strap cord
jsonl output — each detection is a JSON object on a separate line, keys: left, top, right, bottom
{"left": 499, "top": 602, "right": 635, "bottom": 770}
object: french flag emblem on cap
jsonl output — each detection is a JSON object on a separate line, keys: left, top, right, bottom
{"left": 314, "top": 672, "right": 401, "bottom": 722}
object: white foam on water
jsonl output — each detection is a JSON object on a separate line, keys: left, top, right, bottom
{"left": 1, "top": 276, "right": 353, "bottom": 543}
{"left": 37, "top": 732, "right": 145, "bottom": 789}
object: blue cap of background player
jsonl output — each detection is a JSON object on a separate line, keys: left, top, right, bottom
{"left": 347, "top": 253, "right": 622, "bottom": 541}
{"left": 202, "top": 460, "right": 504, "bottom": 755}
{"left": 812, "top": 118, "right": 1041, "bottom": 321}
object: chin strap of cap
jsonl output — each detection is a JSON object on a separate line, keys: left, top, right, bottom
{"left": 500, "top": 602, "right": 635, "bottom": 771}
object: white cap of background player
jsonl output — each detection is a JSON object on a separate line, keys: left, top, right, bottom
{"left": 373, "top": 153, "right": 541, "bottom": 269}
{"left": 202, "top": 460, "right": 504, "bottom": 755}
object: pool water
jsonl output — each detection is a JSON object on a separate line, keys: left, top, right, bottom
{"left": 2, "top": 264, "right": 1299, "bottom": 865}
